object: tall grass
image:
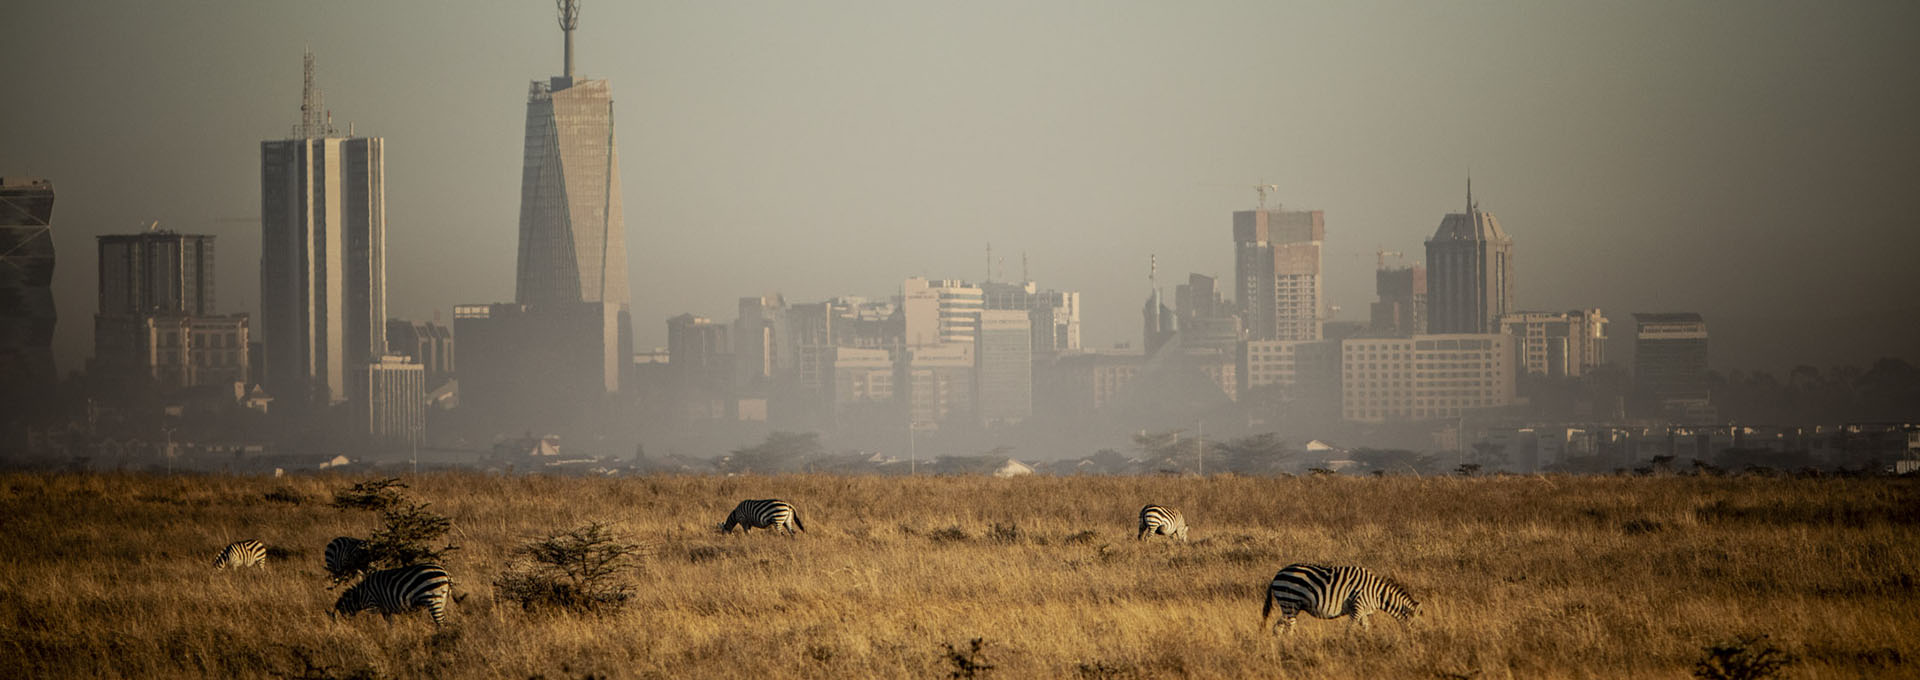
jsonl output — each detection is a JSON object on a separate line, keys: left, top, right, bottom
{"left": 0, "top": 472, "right": 1914, "bottom": 678}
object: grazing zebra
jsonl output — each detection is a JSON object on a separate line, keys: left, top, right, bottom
{"left": 332, "top": 564, "right": 453, "bottom": 625}
{"left": 1262, "top": 563, "right": 1420, "bottom": 633}
{"left": 324, "top": 536, "right": 370, "bottom": 582}
{"left": 720, "top": 499, "right": 805, "bottom": 536}
{"left": 212, "top": 539, "right": 267, "bottom": 569}
{"left": 1136, "top": 504, "right": 1188, "bottom": 542}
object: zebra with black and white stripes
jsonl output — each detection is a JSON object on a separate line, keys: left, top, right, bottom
{"left": 720, "top": 499, "right": 805, "bottom": 536}
{"left": 213, "top": 539, "right": 267, "bottom": 569}
{"left": 332, "top": 564, "right": 454, "bottom": 625}
{"left": 1262, "top": 563, "right": 1420, "bottom": 633}
{"left": 324, "top": 536, "right": 371, "bottom": 583}
{"left": 1136, "top": 504, "right": 1188, "bottom": 542}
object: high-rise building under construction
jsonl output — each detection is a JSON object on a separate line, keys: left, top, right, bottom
{"left": 1234, "top": 204, "right": 1324, "bottom": 342}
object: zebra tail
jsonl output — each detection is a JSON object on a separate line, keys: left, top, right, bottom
{"left": 793, "top": 512, "right": 805, "bottom": 533}
{"left": 1261, "top": 590, "right": 1273, "bottom": 621}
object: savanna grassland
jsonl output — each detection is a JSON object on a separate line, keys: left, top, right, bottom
{"left": 1, "top": 472, "right": 1916, "bottom": 679}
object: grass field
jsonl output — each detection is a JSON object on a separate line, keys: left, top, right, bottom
{"left": 1, "top": 471, "right": 1915, "bottom": 679}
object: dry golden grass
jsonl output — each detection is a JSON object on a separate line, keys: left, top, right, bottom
{"left": 1, "top": 472, "right": 1915, "bottom": 679}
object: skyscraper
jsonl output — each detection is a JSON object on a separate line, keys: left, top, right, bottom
{"left": 1370, "top": 263, "right": 1426, "bottom": 336}
{"left": 0, "top": 177, "right": 57, "bottom": 420}
{"left": 260, "top": 51, "right": 386, "bottom": 409}
{"left": 976, "top": 309, "right": 1032, "bottom": 426}
{"left": 515, "top": 0, "right": 631, "bottom": 394}
{"left": 1426, "top": 181, "right": 1514, "bottom": 334}
{"left": 1234, "top": 206, "right": 1324, "bottom": 342}
{"left": 97, "top": 231, "right": 216, "bottom": 316}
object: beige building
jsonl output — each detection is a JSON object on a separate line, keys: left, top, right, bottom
{"left": 93, "top": 314, "right": 250, "bottom": 392}
{"left": 976, "top": 309, "right": 1032, "bottom": 426}
{"left": 360, "top": 354, "right": 424, "bottom": 449}
{"left": 903, "top": 277, "right": 983, "bottom": 347}
{"left": 1341, "top": 333, "right": 1516, "bottom": 423}
{"left": 1234, "top": 208, "right": 1324, "bottom": 342}
{"left": 830, "top": 346, "right": 894, "bottom": 411}
{"left": 906, "top": 342, "right": 974, "bottom": 428}
{"left": 1499, "top": 309, "right": 1607, "bottom": 378}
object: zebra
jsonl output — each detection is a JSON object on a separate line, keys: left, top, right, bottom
{"left": 1262, "top": 563, "right": 1420, "bottom": 633}
{"left": 213, "top": 539, "right": 267, "bottom": 569}
{"left": 332, "top": 564, "right": 453, "bottom": 625}
{"left": 1136, "top": 504, "right": 1188, "bottom": 542}
{"left": 324, "top": 536, "right": 371, "bottom": 583}
{"left": 720, "top": 499, "right": 805, "bottom": 536}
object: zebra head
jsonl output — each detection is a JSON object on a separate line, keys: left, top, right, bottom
{"left": 1384, "top": 588, "right": 1421, "bottom": 621}
{"left": 331, "top": 586, "right": 367, "bottom": 619}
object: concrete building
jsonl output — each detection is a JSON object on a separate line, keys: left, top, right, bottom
{"left": 260, "top": 52, "right": 385, "bottom": 410}
{"left": 360, "top": 354, "right": 425, "bottom": 449}
{"left": 1370, "top": 264, "right": 1426, "bottom": 336}
{"left": 91, "top": 313, "right": 250, "bottom": 392}
{"left": 905, "top": 342, "right": 974, "bottom": 428}
{"left": 1500, "top": 309, "right": 1607, "bottom": 378}
{"left": 514, "top": 3, "right": 631, "bottom": 396}
{"left": 1633, "top": 312, "right": 1711, "bottom": 419}
{"left": 903, "top": 278, "right": 982, "bottom": 347}
{"left": 97, "top": 231, "right": 215, "bottom": 316}
{"left": 0, "top": 178, "right": 58, "bottom": 419}
{"left": 1142, "top": 287, "right": 1176, "bottom": 357}
{"left": 1341, "top": 333, "right": 1517, "bottom": 423}
{"left": 1426, "top": 182, "right": 1513, "bottom": 334}
{"left": 1176, "top": 273, "right": 1244, "bottom": 353}
{"left": 733, "top": 294, "right": 787, "bottom": 393}
{"left": 1240, "top": 339, "right": 1341, "bottom": 411}
{"left": 452, "top": 301, "right": 619, "bottom": 424}
{"left": 976, "top": 309, "right": 1032, "bottom": 426}
{"left": 386, "top": 319, "right": 453, "bottom": 389}
{"left": 829, "top": 346, "right": 895, "bottom": 419}
{"left": 1234, "top": 207, "right": 1324, "bottom": 342}
{"left": 981, "top": 280, "right": 1081, "bottom": 356}
{"left": 667, "top": 314, "right": 732, "bottom": 420}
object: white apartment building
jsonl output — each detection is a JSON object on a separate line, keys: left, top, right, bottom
{"left": 1341, "top": 333, "right": 1516, "bottom": 423}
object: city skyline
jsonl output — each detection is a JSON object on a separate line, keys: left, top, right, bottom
{"left": 3, "top": 2, "right": 1917, "bottom": 375}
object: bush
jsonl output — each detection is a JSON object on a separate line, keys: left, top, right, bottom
{"left": 1693, "top": 634, "right": 1795, "bottom": 680}
{"left": 940, "top": 638, "right": 995, "bottom": 679}
{"left": 495, "top": 522, "right": 649, "bottom": 614}
{"left": 330, "top": 478, "right": 408, "bottom": 512}
{"left": 362, "top": 501, "right": 457, "bottom": 569}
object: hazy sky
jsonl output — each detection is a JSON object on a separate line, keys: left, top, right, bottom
{"left": 5, "top": 1, "right": 1916, "bottom": 374}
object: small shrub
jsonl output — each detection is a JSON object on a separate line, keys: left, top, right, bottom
{"left": 930, "top": 526, "right": 970, "bottom": 543}
{"left": 263, "top": 487, "right": 305, "bottom": 505}
{"left": 331, "top": 478, "right": 408, "bottom": 512}
{"left": 1455, "top": 464, "right": 1482, "bottom": 477}
{"left": 1693, "top": 634, "right": 1795, "bottom": 680}
{"left": 1063, "top": 530, "right": 1098, "bottom": 545}
{"left": 495, "top": 522, "right": 648, "bottom": 614}
{"left": 362, "top": 501, "right": 456, "bottom": 569}
{"left": 940, "top": 638, "right": 995, "bottom": 679}
{"left": 1621, "top": 519, "right": 1666, "bottom": 535}
{"left": 1076, "top": 660, "right": 1139, "bottom": 679}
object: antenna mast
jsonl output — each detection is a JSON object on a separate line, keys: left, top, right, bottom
{"left": 558, "top": 0, "right": 580, "bottom": 80}
{"left": 294, "top": 49, "right": 334, "bottom": 138}
{"left": 1254, "top": 183, "right": 1279, "bottom": 210}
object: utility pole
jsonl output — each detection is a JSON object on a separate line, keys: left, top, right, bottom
{"left": 1197, "top": 420, "right": 1204, "bottom": 477}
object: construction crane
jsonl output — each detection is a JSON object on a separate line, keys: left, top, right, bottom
{"left": 1376, "top": 248, "right": 1404, "bottom": 269}
{"left": 1198, "top": 182, "right": 1283, "bottom": 210}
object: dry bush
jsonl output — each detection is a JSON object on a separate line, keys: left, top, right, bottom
{"left": 495, "top": 522, "right": 648, "bottom": 614}
{"left": 329, "top": 477, "right": 408, "bottom": 512}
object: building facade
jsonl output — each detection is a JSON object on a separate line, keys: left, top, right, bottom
{"left": 1499, "top": 309, "right": 1607, "bottom": 378}
{"left": 1340, "top": 333, "right": 1517, "bottom": 423}
{"left": 903, "top": 278, "right": 983, "bottom": 347}
{"left": 667, "top": 313, "right": 732, "bottom": 420}
{"left": 1370, "top": 264, "right": 1426, "bottom": 336}
{"left": 976, "top": 309, "right": 1032, "bottom": 426}
{"left": 1234, "top": 208, "right": 1324, "bottom": 342}
{"left": 97, "top": 231, "right": 215, "bottom": 316}
{"left": 260, "top": 54, "right": 386, "bottom": 410}
{"left": 1426, "top": 184, "right": 1514, "bottom": 334}
{"left": 514, "top": 7, "right": 632, "bottom": 396}
{"left": 360, "top": 354, "right": 425, "bottom": 449}
{"left": 386, "top": 319, "right": 453, "bottom": 389}
{"left": 91, "top": 313, "right": 250, "bottom": 392}
{"left": 0, "top": 177, "right": 58, "bottom": 418}
{"left": 1633, "top": 312, "right": 1710, "bottom": 419}
{"left": 981, "top": 280, "right": 1081, "bottom": 356}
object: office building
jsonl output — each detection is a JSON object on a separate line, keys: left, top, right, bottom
{"left": 1176, "top": 273, "right": 1244, "bottom": 353}
{"left": 1633, "top": 312, "right": 1711, "bottom": 419}
{"left": 1370, "top": 264, "right": 1426, "bottom": 336}
{"left": 91, "top": 313, "right": 250, "bottom": 392}
{"left": 667, "top": 313, "right": 732, "bottom": 420}
{"left": 260, "top": 52, "right": 386, "bottom": 409}
{"left": 1234, "top": 206, "right": 1324, "bottom": 342}
{"left": 386, "top": 319, "right": 453, "bottom": 389}
{"left": 514, "top": 1, "right": 632, "bottom": 396}
{"left": 733, "top": 294, "right": 787, "bottom": 392}
{"left": 976, "top": 309, "right": 1032, "bottom": 426}
{"left": 0, "top": 177, "right": 57, "bottom": 417}
{"left": 1499, "top": 309, "right": 1607, "bottom": 378}
{"left": 905, "top": 342, "right": 974, "bottom": 428}
{"left": 981, "top": 280, "right": 1081, "bottom": 356}
{"left": 1341, "top": 333, "right": 1517, "bottom": 423}
{"left": 360, "top": 354, "right": 425, "bottom": 449}
{"left": 97, "top": 231, "right": 215, "bottom": 316}
{"left": 903, "top": 278, "right": 982, "bottom": 347}
{"left": 1426, "top": 182, "right": 1514, "bottom": 334}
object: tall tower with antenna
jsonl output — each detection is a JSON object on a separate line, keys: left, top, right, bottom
{"left": 512, "top": 0, "right": 631, "bottom": 396}
{"left": 261, "top": 50, "right": 386, "bottom": 412}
